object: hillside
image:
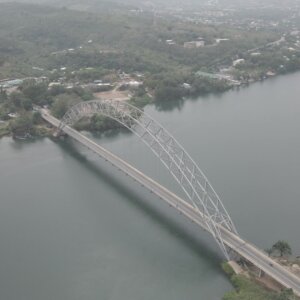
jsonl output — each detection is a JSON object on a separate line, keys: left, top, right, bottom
{"left": 0, "top": 2, "right": 282, "bottom": 79}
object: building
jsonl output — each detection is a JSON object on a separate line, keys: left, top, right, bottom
{"left": 166, "top": 40, "right": 176, "bottom": 45}
{"left": 182, "top": 83, "right": 191, "bottom": 89}
{"left": 215, "top": 38, "right": 230, "bottom": 44}
{"left": 250, "top": 52, "right": 261, "bottom": 56}
{"left": 48, "top": 82, "right": 62, "bottom": 88}
{"left": 184, "top": 41, "right": 205, "bottom": 48}
{"left": 233, "top": 59, "right": 245, "bottom": 67}
{"left": 127, "top": 81, "right": 143, "bottom": 88}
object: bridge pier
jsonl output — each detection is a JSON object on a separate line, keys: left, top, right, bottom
{"left": 235, "top": 256, "right": 266, "bottom": 278}
{"left": 53, "top": 129, "right": 66, "bottom": 138}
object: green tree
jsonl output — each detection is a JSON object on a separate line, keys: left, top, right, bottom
{"left": 9, "top": 92, "right": 33, "bottom": 110}
{"left": 9, "top": 91, "right": 26, "bottom": 108}
{"left": 32, "top": 111, "right": 41, "bottom": 125}
{"left": 277, "top": 288, "right": 294, "bottom": 300}
{"left": 51, "top": 94, "right": 80, "bottom": 118}
{"left": 0, "top": 89, "right": 7, "bottom": 103}
{"left": 20, "top": 80, "right": 48, "bottom": 105}
{"left": 9, "top": 113, "right": 33, "bottom": 136}
{"left": 89, "top": 114, "right": 120, "bottom": 131}
{"left": 67, "top": 86, "right": 93, "bottom": 101}
{"left": 48, "top": 85, "right": 66, "bottom": 97}
{"left": 272, "top": 241, "right": 292, "bottom": 257}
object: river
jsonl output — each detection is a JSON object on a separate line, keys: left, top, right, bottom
{"left": 0, "top": 72, "right": 300, "bottom": 300}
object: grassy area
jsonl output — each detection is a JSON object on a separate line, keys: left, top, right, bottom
{"left": 222, "top": 262, "right": 295, "bottom": 300}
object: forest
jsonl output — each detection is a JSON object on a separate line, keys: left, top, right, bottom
{"left": 1, "top": 2, "right": 300, "bottom": 137}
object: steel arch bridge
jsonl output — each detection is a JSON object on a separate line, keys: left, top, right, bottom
{"left": 59, "top": 99, "right": 238, "bottom": 259}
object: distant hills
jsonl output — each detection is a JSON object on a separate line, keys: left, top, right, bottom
{"left": 0, "top": 0, "right": 298, "bottom": 9}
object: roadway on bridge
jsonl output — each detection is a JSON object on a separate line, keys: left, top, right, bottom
{"left": 41, "top": 109, "right": 300, "bottom": 296}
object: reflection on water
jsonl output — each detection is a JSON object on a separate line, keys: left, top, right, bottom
{"left": 154, "top": 97, "right": 185, "bottom": 112}
{"left": 59, "top": 139, "right": 224, "bottom": 265}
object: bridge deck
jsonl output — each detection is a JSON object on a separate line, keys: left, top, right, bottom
{"left": 41, "top": 109, "right": 300, "bottom": 296}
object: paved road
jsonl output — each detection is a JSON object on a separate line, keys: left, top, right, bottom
{"left": 41, "top": 109, "right": 300, "bottom": 296}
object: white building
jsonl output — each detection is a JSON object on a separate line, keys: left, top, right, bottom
{"left": 184, "top": 41, "right": 205, "bottom": 48}
{"left": 127, "top": 81, "right": 143, "bottom": 88}
{"left": 233, "top": 59, "right": 245, "bottom": 67}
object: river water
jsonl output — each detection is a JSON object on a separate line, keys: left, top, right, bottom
{"left": 0, "top": 72, "right": 300, "bottom": 300}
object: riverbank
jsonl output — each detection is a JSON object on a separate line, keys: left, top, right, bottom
{"left": 0, "top": 124, "right": 10, "bottom": 138}
{"left": 1, "top": 68, "right": 300, "bottom": 141}
{"left": 222, "top": 262, "right": 299, "bottom": 300}
{"left": 0, "top": 122, "right": 53, "bottom": 140}
{"left": 0, "top": 72, "right": 270, "bottom": 138}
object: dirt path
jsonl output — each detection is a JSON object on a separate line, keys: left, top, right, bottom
{"left": 94, "top": 89, "right": 131, "bottom": 101}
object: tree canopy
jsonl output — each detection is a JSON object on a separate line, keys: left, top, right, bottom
{"left": 272, "top": 241, "right": 292, "bottom": 257}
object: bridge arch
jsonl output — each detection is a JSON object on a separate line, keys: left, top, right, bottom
{"left": 59, "top": 99, "right": 237, "bottom": 259}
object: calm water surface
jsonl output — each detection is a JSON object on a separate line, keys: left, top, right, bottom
{"left": 0, "top": 72, "right": 300, "bottom": 300}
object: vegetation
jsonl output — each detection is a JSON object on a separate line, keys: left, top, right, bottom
{"left": 9, "top": 112, "right": 34, "bottom": 136}
{"left": 1, "top": 2, "right": 300, "bottom": 136}
{"left": 223, "top": 275, "right": 294, "bottom": 300}
{"left": 74, "top": 114, "right": 122, "bottom": 132}
{"left": 272, "top": 241, "right": 292, "bottom": 257}
{"left": 222, "top": 262, "right": 295, "bottom": 300}
{"left": 0, "top": 79, "right": 93, "bottom": 137}
{"left": 265, "top": 241, "right": 293, "bottom": 258}
{"left": 0, "top": 3, "right": 293, "bottom": 82}
{"left": 51, "top": 94, "right": 81, "bottom": 118}
{"left": 0, "top": 124, "right": 10, "bottom": 137}
{"left": 146, "top": 71, "right": 230, "bottom": 102}
{"left": 222, "top": 261, "right": 235, "bottom": 277}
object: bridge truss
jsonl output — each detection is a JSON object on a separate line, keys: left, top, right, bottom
{"left": 59, "top": 99, "right": 238, "bottom": 259}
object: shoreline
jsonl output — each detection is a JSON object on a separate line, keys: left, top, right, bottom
{"left": 222, "top": 259, "right": 300, "bottom": 300}
{"left": 2, "top": 69, "right": 300, "bottom": 141}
